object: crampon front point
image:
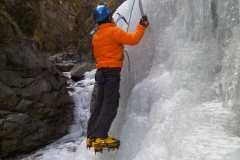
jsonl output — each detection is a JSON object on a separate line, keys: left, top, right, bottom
{"left": 93, "top": 139, "right": 120, "bottom": 154}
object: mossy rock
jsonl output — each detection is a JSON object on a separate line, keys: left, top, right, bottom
{"left": 1, "top": 0, "right": 40, "bottom": 37}
{"left": 34, "top": 30, "right": 57, "bottom": 52}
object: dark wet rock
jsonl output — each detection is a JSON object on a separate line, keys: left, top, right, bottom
{"left": 0, "top": 37, "right": 74, "bottom": 158}
{"left": 55, "top": 63, "right": 76, "bottom": 72}
{"left": 70, "top": 62, "right": 95, "bottom": 82}
{"left": 0, "top": 0, "right": 73, "bottom": 157}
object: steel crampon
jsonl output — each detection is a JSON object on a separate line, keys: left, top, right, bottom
{"left": 93, "top": 140, "right": 120, "bottom": 154}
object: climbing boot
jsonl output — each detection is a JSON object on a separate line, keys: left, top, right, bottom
{"left": 92, "top": 136, "right": 120, "bottom": 153}
{"left": 86, "top": 136, "right": 96, "bottom": 149}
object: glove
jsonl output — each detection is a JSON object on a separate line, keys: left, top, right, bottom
{"left": 139, "top": 15, "right": 149, "bottom": 27}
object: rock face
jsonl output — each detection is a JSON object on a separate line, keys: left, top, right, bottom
{"left": 34, "top": 0, "right": 125, "bottom": 59}
{"left": 35, "top": 0, "right": 81, "bottom": 52}
{"left": 0, "top": 0, "right": 73, "bottom": 157}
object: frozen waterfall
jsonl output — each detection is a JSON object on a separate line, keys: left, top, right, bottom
{"left": 76, "top": 0, "right": 240, "bottom": 159}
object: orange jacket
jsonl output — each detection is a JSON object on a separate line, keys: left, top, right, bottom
{"left": 92, "top": 23, "right": 146, "bottom": 69}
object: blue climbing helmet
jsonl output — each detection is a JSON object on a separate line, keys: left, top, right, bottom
{"left": 93, "top": 5, "right": 112, "bottom": 23}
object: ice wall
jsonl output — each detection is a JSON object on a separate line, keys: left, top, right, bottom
{"left": 76, "top": 0, "right": 240, "bottom": 159}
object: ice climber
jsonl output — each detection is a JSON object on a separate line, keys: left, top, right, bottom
{"left": 86, "top": 5, "right": 149, "bottom": 153}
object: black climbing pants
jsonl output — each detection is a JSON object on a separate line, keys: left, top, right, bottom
{"left": 87, "top": 68, "right": 121, "bottom": 139}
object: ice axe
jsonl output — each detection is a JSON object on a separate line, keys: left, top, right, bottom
{"left": 115, "top": 13, "right": 129, "bottom": 25}
{"left": 139, "top": 0, "right": 145, "bottom": 16}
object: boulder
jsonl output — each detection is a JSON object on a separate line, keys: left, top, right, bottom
{"left": 55, "top": 63, "right": 76, "bottom": 72}
{"left": 70, "top": 62, "right": 95, "bottom": 82}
